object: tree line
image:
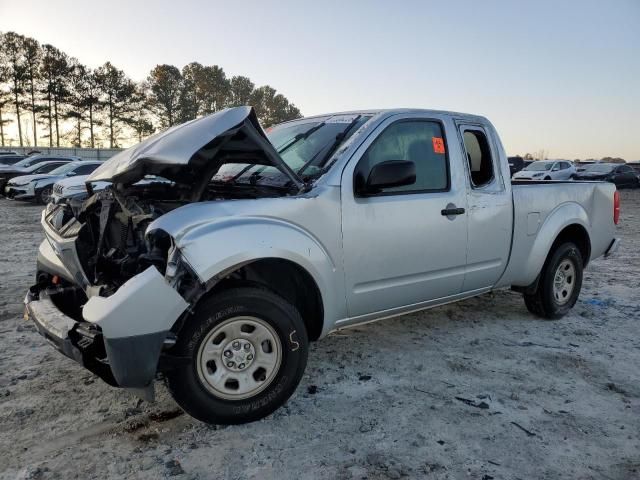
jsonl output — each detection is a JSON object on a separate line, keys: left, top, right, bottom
{"left": 0, "top": 31, "right": 302, "bottom": 149}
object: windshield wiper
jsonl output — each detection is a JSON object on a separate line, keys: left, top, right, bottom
{"left": 277, "top": 122, "right": 326, "bottom": 155}
{"left": 298, "top": 115, "right": 362, "bottom": 177}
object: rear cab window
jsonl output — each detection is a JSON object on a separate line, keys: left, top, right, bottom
{"left": 460, "top": 127, "right": 495, "bottom": 188}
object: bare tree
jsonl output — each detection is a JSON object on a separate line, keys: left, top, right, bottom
{"left": 95, "top": 62, "right": 136, "bottom": 147}
{"left": 40, "top": 44, "right": 69, "bottom": 147}
{"left": 2, "top": 32, "right": 27, "bottom": 146}
{"left": 228, "top": 75, "right": 254, "bottom": 107}
{"left": 83, "top": 69, "right": 101, "bottom": 148}
{"left": 22, "top": 35, "right": 41, "bottom": 146}
{"left": 146, "top": 64, "right": 183, "bottom": 128}
{"left": 0, "top": 32, "right": 304, "bottom": 147}
{"left": 64, "top": 60, "right": 89, "bottom": 146}
{"left": 251, "top": 85, "right": 302, "bottom": 127}
{"left": 125, "top": 83, "right": 155, "bottom": 142}
{"left": 0, "top": 34, "right": 13, "bottom": 147}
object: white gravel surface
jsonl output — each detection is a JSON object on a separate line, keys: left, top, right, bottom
{"left": 0, "top": 191, "right": 639, "bottom": 480}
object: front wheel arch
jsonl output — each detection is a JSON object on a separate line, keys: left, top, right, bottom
{"left": 195, "top": 258, "right": 325, "bottom": 341}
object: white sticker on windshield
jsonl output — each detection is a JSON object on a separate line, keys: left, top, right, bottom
{"left": 326, "top": 115, "right": 358, "bottom": 124}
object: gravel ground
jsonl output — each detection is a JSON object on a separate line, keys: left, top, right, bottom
{"left": 0, "top": 191, "right": 639, "bottom": 480}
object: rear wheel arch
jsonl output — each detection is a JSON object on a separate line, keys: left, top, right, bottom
{"left": 514, "top": 222, "right": 591, "bottom": 295}
{"left": 549, "top": 223, "right": 591, "bottom": 268}
{"left": 194, "top": 258, "right": 324, "bottom": 341}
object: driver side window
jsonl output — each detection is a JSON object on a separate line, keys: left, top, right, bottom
{"left": 354, "top": 120, "right": 449, "bottom": 195}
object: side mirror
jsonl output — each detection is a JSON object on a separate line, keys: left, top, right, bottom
{"left": 66, "top": 171, "right": 75, "bottom": 176}
{"left": 359, "top": 160, "right": 416, "bottom": 195}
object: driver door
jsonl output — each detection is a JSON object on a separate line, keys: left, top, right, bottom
{"left": 340, "top": 114, "right": 468, "bottom": 318}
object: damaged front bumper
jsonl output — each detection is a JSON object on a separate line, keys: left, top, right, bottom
{"left": 25, "top": 266, "right": 189, "bottom": 396}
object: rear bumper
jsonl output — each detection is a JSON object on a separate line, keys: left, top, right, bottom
{"left": 604, "top": 238, "right": 621, "bottom": 258}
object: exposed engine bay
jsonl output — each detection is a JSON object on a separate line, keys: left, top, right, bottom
{"left": 76, "top": 183, "right": 183, "bottom": 293}
{"left": 62, "top": 107, "right": 306, "bottom": 296}
{"left": 73, "top": 178, "right": 292, "bottom": 296}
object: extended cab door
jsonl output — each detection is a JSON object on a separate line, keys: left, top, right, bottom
{"left": 457, "top": 122, "right": 513, "bottom": 292}
{"left": 341, "top": 114, "right": 468, "bottom": 318}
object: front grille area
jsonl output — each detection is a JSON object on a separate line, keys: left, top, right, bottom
{"left": 53, "top": 184, "right": 64, "bottom": 195}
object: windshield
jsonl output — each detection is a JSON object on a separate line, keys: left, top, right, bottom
{"left": 211, "top": 114, "right": 371, "bottom": 187}
{"left": 49, "top": 162, "right": 81, "bottom": 175}
{"left": 524, "top": 162, "right": 553, "bottom": 171}
{"left": 584, "top": 164, "right": 615, "bottom": 173}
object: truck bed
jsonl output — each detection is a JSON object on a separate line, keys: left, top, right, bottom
{"left": 498, "top": 181, "right": 617, "bottom": 288}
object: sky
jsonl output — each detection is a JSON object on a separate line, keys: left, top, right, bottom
{"left": 1, "top": 0, "right": 639, "bottom": 159}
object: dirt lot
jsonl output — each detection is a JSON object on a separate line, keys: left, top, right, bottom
{"left": 0, "top": 191, "right": 639, "bottom": 480}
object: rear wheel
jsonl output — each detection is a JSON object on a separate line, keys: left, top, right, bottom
{"left": 544, "top": 176, "right": 551, "bottom": 180}
{"left": 523, "top": 242, "right": 583, "bottom": 319}
{"left": 166, "top": 287, "right": 308, "bottom": 424}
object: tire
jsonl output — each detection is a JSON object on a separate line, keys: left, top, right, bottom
{"left": 523, "top": 242, "right": 583, "bottom": 319}
{"left": 166, "top": 287, "right": 308, "bottom": 424}
{"left": 38, "top": 187, "right": 52, "bottom": 204}
{"left": 544, "top": 176, "right": 551, "bottom": 181}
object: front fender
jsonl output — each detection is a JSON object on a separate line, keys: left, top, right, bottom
{"left": 153, "top": 214, "right": 344, "bottom": 337}
{"left": 514, "top": 201, "right": 590, "bottom": 286}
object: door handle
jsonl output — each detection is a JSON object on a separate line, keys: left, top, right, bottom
{"left": 441, "top": 207, "right": 465, "bottom": 216}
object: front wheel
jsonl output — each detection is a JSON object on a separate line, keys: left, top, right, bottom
{"left": 166, "top": 287, "right": 308, "bottom": 424}
{"left": 38, "top": 187, "right": 52, "bottom": 204}
{"left": 523, "top": 242, "right": 583, "bottom": 319}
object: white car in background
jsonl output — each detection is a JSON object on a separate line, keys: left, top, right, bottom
{"left": 512, "top": 160, "right": 576, "bottom": 181}
{"left": 51, "top": 175, "right": 109, "bottom": 206}
{"left": 52, "top": 174, "right": 171, "bottom": 209}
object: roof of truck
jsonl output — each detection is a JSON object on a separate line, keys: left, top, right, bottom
{"left": 280, "top": 108, "right": 489, "bottom": 125}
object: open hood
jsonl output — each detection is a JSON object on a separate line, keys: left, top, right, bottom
{"left": 87, "top": 106, "right": 304, "bottom": 190}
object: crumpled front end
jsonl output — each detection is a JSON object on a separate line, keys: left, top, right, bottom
{"left": 26, "top": 240, "right": 192, "bottom": 393}
{"left": 25, "top": 105, "right": 303, "bottom": 395}
{"left": 26, "top": 189, "right": 200, "bottom": 394}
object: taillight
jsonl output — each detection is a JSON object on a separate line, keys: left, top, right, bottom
{"left": 613, "top": 190, "right": 620, "bottom": 225}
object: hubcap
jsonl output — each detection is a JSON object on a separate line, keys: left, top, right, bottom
{"left": 553, "top": 259, "right": 576, "bottom": 305}
{"left": 196, "top": 316, "right": 282, "bottom": 400}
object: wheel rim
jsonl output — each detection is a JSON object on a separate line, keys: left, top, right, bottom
{"left": 196, "top": 316, "right": 282, "bottom": 400}
{"left": 40, "top": 188, "right": 51, "bottom": 204}
{"left": 553, "top": 259, "right": 576, "bottom": 305}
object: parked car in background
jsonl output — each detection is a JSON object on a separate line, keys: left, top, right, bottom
{"left": 5, "top": 161, "right": 103, "bottom": 204}
{"left": 0, "top": 154, "right": 26, "bottom": 166}
{"left": 0, "top": 158, "right": 78, "bottom": 194}
{"left": 508, "top": 156, "right": 525, "bottom": 175}
{"left": 0, "top": 154, "right": 82, "bottom": 171}
{"left": 26, "top": 106, "right": 620, "bottom": 425}
{"left": 628, "top": 162, "right": 640, "bottom": 175}
{"left": 512, "top": 160, "right": 576, "bottom": 180}
{"left": 574, "top": 163, "right": 640, "bottom": 188}
{"left": 51, "top": 174, "right": 171, "bottom": 213}
{"left": 0, "top": 150, "right": 18, "bottom": 155}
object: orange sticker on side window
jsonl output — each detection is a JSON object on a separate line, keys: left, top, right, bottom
{"left": 432, "top": 137, "right": 445, "bottom": 154}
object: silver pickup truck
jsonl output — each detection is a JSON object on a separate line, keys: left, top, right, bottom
{"left": 25, "top": 107, "right": 620, "bottom": 424}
